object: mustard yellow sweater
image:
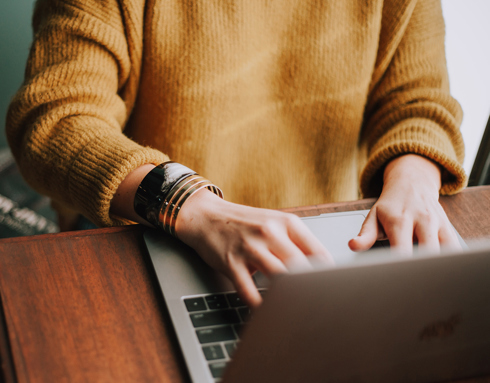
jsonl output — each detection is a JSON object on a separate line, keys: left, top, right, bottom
{"left": 7, "top": 0, "right": 466, "bottom": 227}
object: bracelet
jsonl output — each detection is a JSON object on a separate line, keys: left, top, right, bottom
{"left": 134, "top": 162, "right": 223, "bottom": 236}
{"left": 159, "top": 175, "right": 214, "bottom": 236}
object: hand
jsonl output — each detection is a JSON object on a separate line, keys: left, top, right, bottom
{"left": 349, "top": 154, "right": 461, "bottom": 254}
{"left": 175, "top": 189, "right": 333, "bottom": 308}
{"left": 110, "top": 164, "right": 332, "bottom": 308}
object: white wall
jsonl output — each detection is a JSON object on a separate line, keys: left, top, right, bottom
{"left": 442, "top": 0, "right": 490, "bottom": 175}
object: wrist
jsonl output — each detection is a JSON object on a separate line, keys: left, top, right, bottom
{"left": 111, "top": 164, "right": 156, "bottom": 225}
{"left": 174, "top": 188, "right": 225, "bottom": 242}
{"left": 383, "top": 154, "right": 442, "bottom": 193}
{"left": 133, "top": 162, "right": 223, "bottom": 236}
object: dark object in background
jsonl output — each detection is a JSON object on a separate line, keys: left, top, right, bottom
{"left": 0, "top": 148, "right": 58, "bottom": 238}
{"left": 469, "top": 113, "right": 490, "bottom": 186}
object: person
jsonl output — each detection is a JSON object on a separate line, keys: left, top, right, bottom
{"left": 6, "top": 0, "right": 466, "bottom": 307}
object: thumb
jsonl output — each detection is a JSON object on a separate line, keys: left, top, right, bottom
{"left": 348, "top": 208, "right": 383, "bottom": 252}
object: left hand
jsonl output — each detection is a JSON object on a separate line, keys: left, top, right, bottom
{"left": 349, "top": 154, "right": 461, "bottom": 253}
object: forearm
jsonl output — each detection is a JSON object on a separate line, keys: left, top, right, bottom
{"left": 7, "top": 0, "right": 168, "bottom": 227}
{"left": 110, "top": 164, "right": 157, "bottom": 225}
{"left": 359, "top": 0, "right": 465, "bottom": 198}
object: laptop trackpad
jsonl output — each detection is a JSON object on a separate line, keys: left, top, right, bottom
{"left": 253, "top": 211, "right": 378, "bottom": 288}
{"left": 301, "top": 212, "right": 379, "bottom": 266}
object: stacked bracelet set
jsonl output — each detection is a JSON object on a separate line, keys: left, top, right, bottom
{"left": 134, "top": 162, "right": 223, "bottom": 237}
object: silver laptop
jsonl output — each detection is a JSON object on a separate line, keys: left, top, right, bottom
{"left": 143, "top": 210, "right": 490, "bottom": 383}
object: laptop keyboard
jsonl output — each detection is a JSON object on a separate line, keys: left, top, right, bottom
{"left": 184, "top": 290, "right": 266, "bottom": 381}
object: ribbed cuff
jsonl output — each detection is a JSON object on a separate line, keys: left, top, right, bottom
{"left": 360, "top": 119, "right": 467, "bottom": 197}
{"left": 67, "top": 132, "right": 168, "bottom": 227}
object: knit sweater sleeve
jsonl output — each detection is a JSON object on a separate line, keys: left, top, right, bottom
{"left": 6, "top": 0, "right": 168, "bottom": 227}
{"left": 359, "top": 0, "right": 466, "bottom": 198}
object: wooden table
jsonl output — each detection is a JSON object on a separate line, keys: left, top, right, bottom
{"left": 1, "top": 186, "right": 489, "bottom": 383}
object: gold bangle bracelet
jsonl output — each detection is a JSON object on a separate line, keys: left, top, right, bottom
{"left": 158, "top": 174, "right": 202, "bottom": 225}
{"left": 168, "top": 181, "right": 214, "bottom": 237}
{"left": 161, "top": 176, "right": 209, "bottom": 233}
{"left": 157, "top": 174, "right": 223, "bottom": 236}
{"left": 159, "top": 175, "right": 204, "bottom": 231}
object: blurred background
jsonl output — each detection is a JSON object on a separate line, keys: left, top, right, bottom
{"left": 0, "top": 0, "right": 58, "bottom": 238}
{"left": 1, "top": 0, "right": 490, "bottom": 238}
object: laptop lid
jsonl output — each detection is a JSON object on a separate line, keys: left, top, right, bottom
{"left": 223, "top": 244, "right": 490, "bottom": 383}
{"left": 144, "top": 209, "right": 469, "bottom": 382}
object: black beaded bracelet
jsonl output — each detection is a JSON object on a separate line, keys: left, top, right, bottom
{"left": 134, "top": 162, "right": 223, "bottom": 235}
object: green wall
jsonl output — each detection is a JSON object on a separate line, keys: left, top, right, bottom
{"left": 0, "top": 0, "right": 37, "bottom": 149}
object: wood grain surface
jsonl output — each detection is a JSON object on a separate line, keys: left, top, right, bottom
{"left": 0, "top": 227, "right": 190, "bottom": 383}
{"left": 0, "top": 186, "right": 489, "bottom": 383}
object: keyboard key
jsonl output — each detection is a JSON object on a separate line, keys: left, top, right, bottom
{"left": 224, "top": 342, "right": 238, "bottom": 358}
{"left": 190, "top": 309, "right": 240, "bottom": 328}
{"left": 184, "top": 297, "right": 207, "bottom": 312}
{"left": 206, "top": 294, "right": 229, "bottom": 310}
{"left": 202, "top": 345, "right": 225, "bottom": 361}
{"left": 196, "top": 326, "right": 236, "bottom": 344}
{"left": 209, "top": 362, "right": 228, "bottom": 378}
{"left": 238, "top": 307, "right": 251, "bottom": 322}
{"left": 226, "top": 293, "right": 246, "bottom": 307}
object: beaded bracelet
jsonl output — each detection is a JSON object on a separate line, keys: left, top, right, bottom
{"left": 134, "top": 162, "right": 223, "bottom": 236}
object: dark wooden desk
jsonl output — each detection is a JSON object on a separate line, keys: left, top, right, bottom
{"left": 1, "top": 186, "right": 489, "bottom": 383}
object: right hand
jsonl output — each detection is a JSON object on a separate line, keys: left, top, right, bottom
{"left": 175, "top": 189, "right": 333, "bottom": 308}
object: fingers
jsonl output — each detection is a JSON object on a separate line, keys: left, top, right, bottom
{"left": 226, "top": 248, "right": 287, "bottom": 308}
{"left": 256, "top": 214, "right": 332, "bottom": 271}
{"left": 286, "top": 215, "right": 334, "bottom": 266}
{"left": 381, "top": 214, "right": 415, "bottom": 254}
{"left": 228, "top": 240, "right": 308, "bottom": 308}
{"left": 414, "top": 206, "right": 461, "bottom": 252}
{"left": 229, "top": 214, "right": 332, "bottom": 306}
{"left": 355, "top": 207, "right": 414, "bottom": 254}
{"left": 349, "top": 208, "right": 382, "bottom": 252}
{"left": 414, "top": 220, "right": 440, "bottom": 252}
{"left": 361, "top": 203, "right": 460, "bottom": 255}
{"left": 269, "top": 237, "right": 314, "bottom": 272}
{"left": 349, "top": 207, "right": 388, "bottom": 252}
{"left": 228, "top": 263, "right": 262, "bottom": 308}
{"left": 438, "top": 224, "right": 462, "bottom": 250}
{"left": 248, "top": 246, "right": 289, "bottom": 276}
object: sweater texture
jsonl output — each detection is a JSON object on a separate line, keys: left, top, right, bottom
{"left": 7, "top": 0, "right": 466, "bottom": 227}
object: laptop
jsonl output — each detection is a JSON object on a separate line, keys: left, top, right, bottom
{"left": 143, "top": 210, "right": 490, "bottom": 383}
